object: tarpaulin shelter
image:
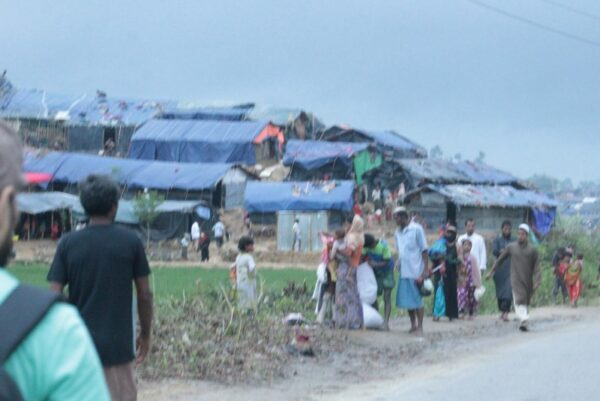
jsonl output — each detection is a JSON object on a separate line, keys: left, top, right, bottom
{"left": 320, "top": 125, "right": 427, "bottom": 159}
{"left": 394, "top": 159, "right": 522, "bottom": 189}
{"left": 0, "top": 75, "right": 180, "bottom": 155}
{"left": 16, "top": 192, "right": 211, "bottom": 240}
{"left": 283, "top": 140, "right": 382, "bottom": 184}
{"left": 128, "top": 119, "right": 285, "bottom": 165}
{"left": 23, "top": 152, "right": 255, "bottom": 209}
{"left": 403, "top": 184, "right": 559, "bottom": 235}
{"left": 248, "top": 107, "right": 325, "bottom": 141}
{"left": 244, "top": 181, "right": 355, "bottom": 252}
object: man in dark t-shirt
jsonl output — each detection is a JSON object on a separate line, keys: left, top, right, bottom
{"left": 48, "top": 175, "right": 153, "bottom": 401}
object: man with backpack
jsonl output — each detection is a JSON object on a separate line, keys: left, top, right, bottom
{"left": 0, "top": 122, "right": 110, "bottom": 400}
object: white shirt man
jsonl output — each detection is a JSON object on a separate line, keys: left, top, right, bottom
{"left": 458, "top": 219, "right": 487, "bottom": 272}
{"left": 212, "top": 220, "right": 225, "bottom": 248}
{"left": 191, "top": 222, "right": 200, "bottom": 241}
{"left": 372, "top": 187, "right": 381, "bottom": 202}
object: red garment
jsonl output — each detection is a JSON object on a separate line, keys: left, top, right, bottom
{"left": 353, "top": 203, "right": 362, "bottom": 216}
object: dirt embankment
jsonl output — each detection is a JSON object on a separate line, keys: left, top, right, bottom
{"left": 138, "top": 305, "right": 595, "bottom": 401}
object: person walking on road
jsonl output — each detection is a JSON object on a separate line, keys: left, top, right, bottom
{"left": 48, "top": 175, "right": 154, "bottom": 401}
{"left": 394, "top": 207, "right": 429, "bottom": 336}
{"left": 487, "top": 224, "right": 540, "bottom": 332}
{"left": 492, "top": 220, "right": 513, "bottom": 321}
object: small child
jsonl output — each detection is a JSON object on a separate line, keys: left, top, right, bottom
{"left": 180, "top": 233, "right": 191, "bottom": 260}
{"left": 555, "top": 254, "right": 571, "bottom": 304}
{"left": 328, "top": 228, "right": 347, "bottom": 282}
{"left": 235, "top": 236, "right": 257, "bottom": 309}
{"left": 457, "top": 239, "right": 481, "bottom": 319}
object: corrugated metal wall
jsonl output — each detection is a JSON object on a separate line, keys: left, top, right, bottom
{"left": 456, "top": 206, "right": 527, "bottom": 234}
{"left": 277, "top": 211, "right": 329, "bottom": 252}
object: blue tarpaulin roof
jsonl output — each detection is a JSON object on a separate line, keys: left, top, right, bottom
{"left": 414, "top": 184, "right": 559, "bottom": 208}
{"left": 283, "top": 140, "right": 369, "bottom": 170}
{"left": 0, "top": 77, "right": 254, "bottom": 126}
{"left": 244, "top": 181, "right": 355, "bottom": 213}
{"left": 23, "top": 152, "right": 234, "bottom": 191}
{"left": 0, "top": 79, "right": 176, "bottom": 126}
{"left": 128, "top": 119, "right": 275, "bottom": 164}
{"left": 397, "top": 159, "right": 520, "bottom": 185}
{"left": 323, "top": 125, "right": 427, "bottom": 157}
{"left": 16, "top": 192, "right": 83, "bottom": 215}
{"left": 16, "top": 192, "right": 209, "bottom": 224}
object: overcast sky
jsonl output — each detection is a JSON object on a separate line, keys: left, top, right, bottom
{"left": 2, "top": 0, "right": 599, "bottom": 182}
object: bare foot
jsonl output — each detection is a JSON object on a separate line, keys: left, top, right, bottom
{"left": 408, "top": 327, "right": 418, "bottom": 334}
{"left": 411, "top": 328, "right": 424, "bottom": 337}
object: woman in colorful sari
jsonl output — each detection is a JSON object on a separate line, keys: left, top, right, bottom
{"left": 334, "top": 215, "right": 364, "bottom": 329}
{"left": 564, "top": 254, "right": 583, "bottom": 307}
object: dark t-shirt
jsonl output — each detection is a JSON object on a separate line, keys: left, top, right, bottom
{"left": 47, "top": 224, "right": 151, "bottom": 366}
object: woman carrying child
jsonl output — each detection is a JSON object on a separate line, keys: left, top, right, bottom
{"left": 334, "top": 215, "right": 365, "bottom": 329}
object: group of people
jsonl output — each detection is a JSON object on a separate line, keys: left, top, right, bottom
{"left": 314, "top": 207, "right": 543, "bottom": 334}
{"left": 187, "top": 218, "right": 227, "bottom": 262}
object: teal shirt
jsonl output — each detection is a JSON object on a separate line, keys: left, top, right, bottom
{"left": 0, "top": 269, "right": 110, "bottom": 401}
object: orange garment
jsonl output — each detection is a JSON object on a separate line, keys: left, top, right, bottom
{"left": 564, "top": 263, "right": 582, "bottom": 302}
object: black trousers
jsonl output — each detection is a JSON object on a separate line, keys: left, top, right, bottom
{"left": 497, "top": 298, "right": 512, "bottom": 313}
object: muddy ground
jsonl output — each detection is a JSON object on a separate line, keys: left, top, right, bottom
{"left": 138, "top": 305, "right": 594, "bottom": 401}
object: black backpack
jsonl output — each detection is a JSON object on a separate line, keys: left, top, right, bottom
{"left": 0, "top": 284, "right": 61, "bottom": 401}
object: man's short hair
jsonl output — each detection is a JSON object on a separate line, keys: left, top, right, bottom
{"left": 465, "top": 218, "right": 475, "bottom": 226}
{"left": 364, "top": 233, "right": 377, "bottom": 248}
{"left": 501, "top": 220, "right": 512, "bottom": 229}
{"left": 79, "top": 175, "right": 119, "bottom": 217}
{"left": 238, "top": 235, "right": 254, "bottom": 252}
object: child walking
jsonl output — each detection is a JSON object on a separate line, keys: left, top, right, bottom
{"left": 235, "top": 236, "right": 257, "bottom": 309}
{"left": 457, "top": 238, "right": 482, "bottom": 319}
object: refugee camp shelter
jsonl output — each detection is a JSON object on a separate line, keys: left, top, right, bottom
{"left": 320, "top": 125, "right": 427, "bottom": 159}
{"left": 244, "top": 181, "right": 355, "bottom": 252}
{"left": 361, "top": 158, "right": 522, "bottom": 203}
{"left": 128, "top": 119, "right": 285, "bottom": 165}
{"left": 248, "top": 106, "right": 325, "bottom": 141}
{"left": 0, "top": 75, "right": 179, "bottom": 155}
{"left": 403, "top": 184, "right": 559, "bottom": 235}
{"left": 283, "top": 140, "right": 382, "bottom": 184}
{"left": 23, "top": 152, "right": 255, "bottom": 209}
{"left": 16, "top": 192, "right": 211, "bottom": 240}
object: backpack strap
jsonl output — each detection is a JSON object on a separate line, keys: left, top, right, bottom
{"left": 0, "top": 284, "right": 62, "bottom": 363}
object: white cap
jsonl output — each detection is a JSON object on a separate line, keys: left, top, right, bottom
{"left": 393, "top": 206, "right": 407, "bottom": 215}
{"left": 518, "top": 223, "right": 530, "bottom": 234}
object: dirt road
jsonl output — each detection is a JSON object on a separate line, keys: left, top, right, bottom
{"left": 139, "top": 305, "right": 595, "bottom": 401}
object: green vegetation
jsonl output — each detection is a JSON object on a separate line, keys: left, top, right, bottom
{"left": 7, "top": 263, "right": 314, "bottom": 302}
